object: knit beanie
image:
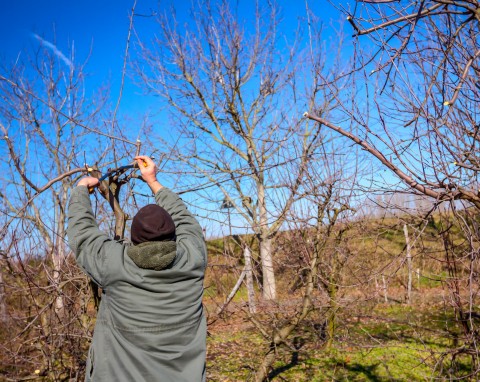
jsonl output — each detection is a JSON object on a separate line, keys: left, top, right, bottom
{"left": 131, "top": 204, "right": 176, "bottom": 245}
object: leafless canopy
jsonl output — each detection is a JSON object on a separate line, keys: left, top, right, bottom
{"left": 317, "top": 0, "right": 480, "bottom": 209}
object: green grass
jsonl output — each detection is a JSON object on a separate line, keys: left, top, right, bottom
{"left": 203, "top": 212, "right": 477, "bottom": 381}
{"left": 206, "top": 298, "right": 474, "bottom": 381}
{"left": 418, "top": 273, "right": 445, "bottom": 288}
{"left": 207, "top": 330, "right": 442, "bottom": 381}
{"left": 270, "top": 345, "right": 434, "bottom": 381}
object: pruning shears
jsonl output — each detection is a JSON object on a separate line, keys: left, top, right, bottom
{"left": 87, "top": 159, "right": 149, "bottom": 193}
{"left": 98, "top": 162, "right": 141, "bottom": 182}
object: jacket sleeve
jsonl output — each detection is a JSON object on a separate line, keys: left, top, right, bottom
{"left": 154, "top": 187, "right": 206, "bottom": 267}
{"left": 67, "top": 186, "right": 123, "bottom": 287}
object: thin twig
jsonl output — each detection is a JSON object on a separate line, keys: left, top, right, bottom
{"left": 112, "top": 0, "right": 138, "bottom": 128}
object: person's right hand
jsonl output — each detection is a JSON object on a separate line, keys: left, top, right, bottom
{"left": 134, "top": 156, "right": 157, "bottom": 184}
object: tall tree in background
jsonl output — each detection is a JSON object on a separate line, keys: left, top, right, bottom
{"left": 306, "top": 0, "right": 480, "bottom": 374}
{"left": 250, "top": 136, "right": 362, "bottom": 381}
{"left": 136, "top": 0, "right": 349, "bottom": 300}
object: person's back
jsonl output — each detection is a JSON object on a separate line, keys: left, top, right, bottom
{"left": 67, "top": 156, "right": 207, "bottom": 382}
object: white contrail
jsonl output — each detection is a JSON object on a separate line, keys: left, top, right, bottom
{"left": 32, "top": 33, "right": 73, "bottom": 69}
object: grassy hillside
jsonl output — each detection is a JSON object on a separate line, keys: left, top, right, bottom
{"left": 0, "top": 212, "right": 477, "bottom": 380}
{"left": 203, "top": 213, "right": 478, "bottom": 380}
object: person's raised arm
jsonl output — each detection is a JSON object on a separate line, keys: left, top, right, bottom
{"left": 67, "top": 176, "right": 121, "bottom": 286}
{"left": 134, "top": 156, "right": 205, "bottom": 247}
{"left": 134, "top": 155, "right": 163, "bottom": 194}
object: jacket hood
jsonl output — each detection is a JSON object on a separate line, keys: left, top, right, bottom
{"left": 127, "top": 241, "right": 177, "bottom": 271}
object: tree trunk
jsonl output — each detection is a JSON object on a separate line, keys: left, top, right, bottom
{"left": 216, "top": 269, "right": 245, "bottom": 316}
{"left": 326, "top": 251, "right": 339, "bottom": 349}
{"left": 326, "top": 282, "right": 338, "bottom": 349}
{"left": 244, "top": 246, "right": 257, "bottom": 313}
{"left": 259, "top": 237, "right": 276, "bottom": 300}
{"left": 255, "top": 348, "right": 276, "bottom": 382}
{"left": 53, "top": 191, "right": 68, "bottom": 315}
{"left": 52, "top": 252, "right": 65, "bottom": 314}
{"left": 258, "top": 181, "right": 276, "bottom": 301}
{"left": 403, "top": 224, "right": 413, "bottom": 304}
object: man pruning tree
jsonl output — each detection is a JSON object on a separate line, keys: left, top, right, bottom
{"left": 67, "top": 155, "right": 207, "bottom": 381}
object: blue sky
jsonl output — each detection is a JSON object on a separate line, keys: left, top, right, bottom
{"left": 0, "top": 1, "right": 345, "bottom": 120}
{"left": 1, "top": 0, "right": 161, "bottom": 116}
{"left": 1, "top": 1, "right": 360, "bottom": 238}
{"left": 0, "top": 1, "right": 455, "bottom": 237}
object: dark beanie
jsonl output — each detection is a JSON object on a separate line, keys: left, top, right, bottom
{"left": 131, "top": 204, "right": 176, "bottom": 245}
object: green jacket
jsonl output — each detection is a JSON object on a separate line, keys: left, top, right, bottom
{"left": 67, "top": 186, "right": 207, "bottom": 382}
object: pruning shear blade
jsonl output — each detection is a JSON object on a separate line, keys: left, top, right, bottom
{"left": 98, "top": 163, "right": 139, "bottom": 182}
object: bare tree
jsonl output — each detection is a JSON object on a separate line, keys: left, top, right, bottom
{"left": 305, "top": 0, "right": 480, "bottom": 376}
{"left": 247, "top": 133, "right": 364, "bottom": 381}
{"left": 314, "top": 0, "right": 480, "bottom": 208}
{"left": 0, "top": 36, "right": 143, "bottom": 378}
{"left": 135, "top": 0, "right": 348, "bottom": 300}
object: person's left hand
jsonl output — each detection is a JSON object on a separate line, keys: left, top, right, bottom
{"left": 78, "top": 176, "right": 100, "bottom": 188}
